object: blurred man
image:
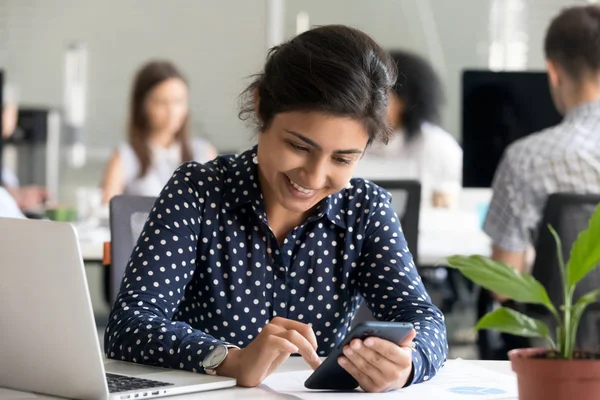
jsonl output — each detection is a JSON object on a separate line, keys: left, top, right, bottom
{"left": 484, "top": 5, "right": 600, "bottom": 275}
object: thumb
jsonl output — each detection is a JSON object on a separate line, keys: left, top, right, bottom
{"left": 399, "top": 329, "right": 416, "bottom": 346}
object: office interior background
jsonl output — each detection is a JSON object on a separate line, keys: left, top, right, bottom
{"left": 1, "top": 0, "right": 596, "bottom": 359}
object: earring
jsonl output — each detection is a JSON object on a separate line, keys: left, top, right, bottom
{"left": 252, "top": 156, "right": 258, "bottom": 165}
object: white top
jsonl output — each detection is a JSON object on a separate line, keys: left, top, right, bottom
{"left": 354, "top": 122, "right": 463, "bottom": 206}
{"left": 0, "top": 186, "right": 25, "bottom": 218}
{"left": 118, "top": 138, "right": 214, "bottom": 197}
{"left": 1, "top": 169, "right": 19, "bottom": 187}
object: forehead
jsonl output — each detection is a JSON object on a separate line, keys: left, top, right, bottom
{"left": 270, "top": 111, "right": 369, "bottom": 149}
{"left": 149, "top": 78, "right": 187, "bottom": 98}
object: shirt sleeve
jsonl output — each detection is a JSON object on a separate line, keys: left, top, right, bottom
{"left": 483, "top": 148, "right": 543, "bottom": 252}
{"left": 104, "top": 162, "right": 233, "bottom": 373}
{"left": 355, "top": 189, "right": 448, "bottom": 384}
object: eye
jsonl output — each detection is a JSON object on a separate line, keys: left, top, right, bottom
{"left": 287, "top": 140, "right": 309, "bottom": 152}
{"left": 333, "top": 156, "right": 352, "bottom": 165}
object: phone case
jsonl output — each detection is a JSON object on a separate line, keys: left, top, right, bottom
{"left": 304, "top": 321, "right": 414, "bottom": 390}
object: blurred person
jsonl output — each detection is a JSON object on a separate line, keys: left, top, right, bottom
{"left": 0, "top": 186, "right": 25, "bottom": 218}
{"left": 485, "top": 4, "right": 600, "bottom": 277}
{"left": 101, "top": 60, "right": 217, "bottom": 204}
{"left": 357, "top": 50, "right": 462, "bottom": 208}
{"left": 1, "top": 87, "right": 49, "bottom": 212}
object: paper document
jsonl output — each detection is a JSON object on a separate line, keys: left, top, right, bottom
{"left": 261, "top": 359, "right": 517, "bottom": 399}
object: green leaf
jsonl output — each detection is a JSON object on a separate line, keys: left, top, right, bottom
{"left": 567, "top": 203, "right": 600, "bottom": 288}
{"left": 569, "top": 288, "right": 600, "bottom": 348}
{"left": 476, "top": 307, "right": 554, "bottom": 348}
{"left": 446, "top": 255, "right": 553, "bottom": 308}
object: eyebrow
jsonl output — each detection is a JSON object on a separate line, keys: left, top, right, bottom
{"left": 284, "top": 130, "right": 364, "bottom": 155}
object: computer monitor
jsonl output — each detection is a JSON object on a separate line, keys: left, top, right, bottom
{"left": 461, "top": 70, "right": 562, "bottom": 188}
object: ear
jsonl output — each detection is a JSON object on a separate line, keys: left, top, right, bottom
{"left": 546, "top": 59, "right": 560, "bottom": 89}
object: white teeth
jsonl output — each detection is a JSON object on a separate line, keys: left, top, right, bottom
{"left": 289, "top": 178, "right": 313, "bottom": 194}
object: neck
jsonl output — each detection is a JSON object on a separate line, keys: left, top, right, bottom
{"left": 149, "top": 130, "right": 177, "bottom": 148}
{"left": 564, "top": 76, "right": 600, "bottom": 113}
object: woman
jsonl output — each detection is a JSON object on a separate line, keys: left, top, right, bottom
{"left": 357, "top": 50, "right": 462, "bottom": 208}
{"left": 101, "top": 60, "right": 217, "bottom": 204}
{"left": 105, "top": 26, "right": 447, "bottom": 392}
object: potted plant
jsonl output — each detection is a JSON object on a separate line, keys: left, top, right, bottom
{"left": 445, "top": 204, "right": 600, "bottom": 400}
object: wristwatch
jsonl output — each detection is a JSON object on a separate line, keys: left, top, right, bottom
{"left": 202, "top": 344, "right": 238, "bottom": 375}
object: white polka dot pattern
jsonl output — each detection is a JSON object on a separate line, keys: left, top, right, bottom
{"left": 105, "top": 147, "right": 447, "bottom": 382}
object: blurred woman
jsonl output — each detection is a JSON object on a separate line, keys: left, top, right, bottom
{"left": 101, "top": 60, "right": 217, "bottom": 203}
{"left": 357, "top": 50, "right": 462, "bottom": 208}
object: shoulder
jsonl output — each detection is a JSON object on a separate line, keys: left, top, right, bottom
{"left": 115, "top": 142, "right": 138, "bottom": 167}
{"left": 503, "top": 122, "right": 568, "bottom": 170}
{"left": 191, "top": 138, "right": 216, "bottom": 162}
{"left": 341, "top": 178, "right": 393, "bottom": 218}
{"left": 419, "top": 122, "right": 462, "bottom": 155}
{"left": 174, "top": 153, "right": 230, "bottom": 182}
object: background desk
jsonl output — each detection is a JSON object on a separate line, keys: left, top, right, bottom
{"left": 0, "top": 358, "right": 513, "bottom": 399}
{"left": 78, "top": 208, "right": 492, "bottom": 267}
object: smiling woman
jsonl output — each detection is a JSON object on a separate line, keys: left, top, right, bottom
{"left": 105, "top": 25, "right": 447, "bottom": 393}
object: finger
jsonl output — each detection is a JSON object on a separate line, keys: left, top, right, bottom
{"left": 363, "top": 332, "right": 415, "bottom": 366}
{"left": 342, "top": 343, "right": 388, "bottom": 390}
{"left": 399, "top": 329, "right": 417, "bottom": 346}
{"left": 337, "top": 356, "right": 378, "bottom": 392}
{"left": 349, "top": 339, "right": 398, "bottom": 375}
{"left": 274, "top": 330, "right": 321, "bottom": 370}
{"left": 266, "top": 335, "right": 299, "bottom": 355}
{"left": 270, "top": 317, "right": 318, "bottom": 350}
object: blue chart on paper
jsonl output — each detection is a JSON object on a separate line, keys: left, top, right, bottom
{"left": 449, "top": 386, "right": 506, "bottom": 395}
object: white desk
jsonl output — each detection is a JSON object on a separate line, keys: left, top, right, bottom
{"left": 418, "top": 208, "right": 491, "bottom": 265}
{"left": 79, "top": 209, "right": 491, "bottom": 266}
{"left": 0, "top": 358, "right": 514, "bottom": 399}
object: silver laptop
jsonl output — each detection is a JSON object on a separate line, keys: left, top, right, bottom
{"left": 0, "top": 217, "right": 236, "bottom": 399}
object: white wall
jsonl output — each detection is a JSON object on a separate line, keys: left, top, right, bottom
{"left": 0, "top": 0, "right": 590, "bottom": 201}
{"left": 283, "top": 0, "right": 589, "bottom": 142}
{"left": 283, "top": 0, "right": 491, "bottom": 142}
{"left": 0, "top": 0, "right": 267, "bottom": 154}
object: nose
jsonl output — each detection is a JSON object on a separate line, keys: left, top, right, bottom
{"left": 301, "top": 156, "right": 329, "bottom": 189}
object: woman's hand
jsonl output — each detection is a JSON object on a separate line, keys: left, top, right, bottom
{"left": 216, "top": 317, "right": 321, "bottom": 387}
{"left": 338, "top": 329, "right": 416, "bottom": 392}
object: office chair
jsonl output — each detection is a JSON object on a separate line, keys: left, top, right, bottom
{"left": 352, "top": 180, "right": 421, "bottom": 327}
{"left": 106, "top": 195, "right": 156, "bottom": 306}
{"left": 478, "top": 193, "right": 600, "bottom": 359}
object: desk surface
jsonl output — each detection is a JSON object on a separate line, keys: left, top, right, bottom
{"left": 79, "top": 208, "right": 492, "bottom": 265}
{"left": 0, "top": 358, "right": 513, "bottom": 399}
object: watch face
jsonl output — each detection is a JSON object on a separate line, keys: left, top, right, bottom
{"left": 204, "top": 345, "right": 227, "bottom": 368}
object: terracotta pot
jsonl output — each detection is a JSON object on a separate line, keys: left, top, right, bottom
{"left": 509, "top": 348, "right": 600, "bottom": 400}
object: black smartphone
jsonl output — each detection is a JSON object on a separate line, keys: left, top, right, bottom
{"left": 304, "top": 321, "right": 414, "bottom": 390}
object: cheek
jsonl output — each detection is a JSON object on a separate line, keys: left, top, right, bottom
{"left": 146, "top": 106, "right": 165, "bottom": 125}
{"left": 173, "top": 104, "right": 188, "bottom": 121}
{"left": 329, "top": 168, "right": 354, "bottom": 190}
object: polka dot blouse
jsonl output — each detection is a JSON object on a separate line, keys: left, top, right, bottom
{"left": 105, "top": 147, "right": 447, "bottom": 384}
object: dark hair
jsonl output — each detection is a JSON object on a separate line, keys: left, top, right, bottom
{"left": 128, "top": 60, "right": 192, "bottom": 178}
{"left": 544, "top": 5, "right": 600, "bottom": 81}
{"left": 389, "top": 50, "right": 444, "bottom": 140}
{"left": 239, "top": 25, "right": 397, "bottom": 145}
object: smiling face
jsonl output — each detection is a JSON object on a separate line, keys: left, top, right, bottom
{"left": 256, "top": 111, "right": 369, "bottom": 217}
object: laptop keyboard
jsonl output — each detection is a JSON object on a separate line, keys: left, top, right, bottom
{"left": 106, "top": 373, "right": 174, "bottom": 393}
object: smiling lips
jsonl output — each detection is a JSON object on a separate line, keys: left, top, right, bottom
{"left": 286, "top": 175, "right": 318, "bottom": 198}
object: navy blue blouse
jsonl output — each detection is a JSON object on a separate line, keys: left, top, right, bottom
{"left": 105, "top": 147, "right": 447, "bottom": 384}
